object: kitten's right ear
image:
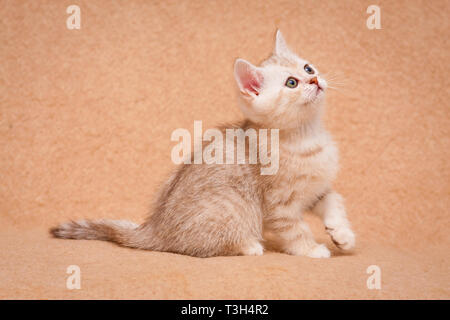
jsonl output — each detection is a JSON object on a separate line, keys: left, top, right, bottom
{"left": 234, "top": 59, "right": 264, "bottom": 98}
{"left": 274, "top": 30, "right": 294, "bottom": 58}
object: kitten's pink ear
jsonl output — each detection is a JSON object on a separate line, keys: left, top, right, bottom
{"left": 274, "top": 30, "right": 293, "bottom": 57}
{"left": 234, "top": 59, "right": 264, "bottom": 97}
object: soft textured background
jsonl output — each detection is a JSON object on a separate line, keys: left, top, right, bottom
{"left": 0, "top": 0, "right": 449, "bottom": 299}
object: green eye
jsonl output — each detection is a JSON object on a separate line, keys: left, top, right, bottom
{"left": 285, "top": 77, "right": 298, "bottom": 88}
{"left": 304, "top": 64, "right": 314, "bottom": 74}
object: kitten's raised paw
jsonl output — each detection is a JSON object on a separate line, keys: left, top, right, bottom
{"left": 307, "top": 244, "right": 331, "bottom": 258}
{"left": 326, "top": 226, "right": 355, "bottom": 250}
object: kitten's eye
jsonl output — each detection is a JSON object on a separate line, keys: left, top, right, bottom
{"left": 285, "top": 77, "right": 298, "bottom": 88}
{"left": 304, "top": 64, "right": 314, "bottom": 74}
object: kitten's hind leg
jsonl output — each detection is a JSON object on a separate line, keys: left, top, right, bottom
{"left": 264, "top": 217, "right": 330, "bottom": 258}
{"left": 312, "top": 191, "right": 355, "bottom": 250}
{"left": 239, "top": 239, "right": 264, "bottom": 256}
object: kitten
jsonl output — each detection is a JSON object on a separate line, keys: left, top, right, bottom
{"left": 50, "top": 31, "right": 355, "bottom": 258}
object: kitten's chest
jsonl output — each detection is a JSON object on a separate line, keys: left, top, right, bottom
{"left": 265, "top": 136, "right": 339, "bottom": 210}
{"left": 282, "top": 139, "right": 338, "bottom": 182}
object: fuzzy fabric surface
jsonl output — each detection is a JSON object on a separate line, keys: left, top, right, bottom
{"left": 0, "top": 0, "right": 449, "bottom": 299}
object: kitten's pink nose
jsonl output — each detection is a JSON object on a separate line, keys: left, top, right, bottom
{"left": 309, "top": 77, "right": 318, "bottom": 85}
{"left": 309, "top": 77, "right": 322, "bottom": 90}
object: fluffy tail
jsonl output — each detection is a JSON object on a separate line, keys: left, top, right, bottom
{"left": 50, "top": 219, "right": 146, "bottom": 248}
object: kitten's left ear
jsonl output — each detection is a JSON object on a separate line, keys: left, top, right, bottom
{"left": 274, "top": 30, "right": 294, "bottom": 57}
{"left": 234, "top": 59, "right": 264, "bottom": 98}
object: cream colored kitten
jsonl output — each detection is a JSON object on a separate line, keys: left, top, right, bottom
{"left": 51, "top": 31, "right": 355, "bottom": 258}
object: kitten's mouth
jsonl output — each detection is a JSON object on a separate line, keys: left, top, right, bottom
{"left": 314, "top": 81, "right": 324, "bottom": 91}
{"left": 309, "top": 85, "right": 324, "bottom": 102}
{"left": 313, "top": 84, "right": 323, "bottom": 95}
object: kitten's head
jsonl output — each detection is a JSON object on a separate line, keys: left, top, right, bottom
{"left": 234, "top": 30, "right": 327, "bottom": 129}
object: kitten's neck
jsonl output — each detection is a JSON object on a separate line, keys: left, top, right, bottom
{"left": 279, "top": 113, "right": 324, "bottom": 143}
{"left": 243, "top": 114, "right": 325, "bottom": 143}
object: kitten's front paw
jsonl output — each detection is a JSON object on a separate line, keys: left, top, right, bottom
{"left": 326, "top": 226, "right": 355, "bottom": 250}
{"left": 307, "top": 244, "right": 331, "bottom": 258}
